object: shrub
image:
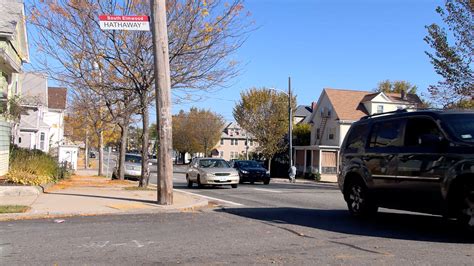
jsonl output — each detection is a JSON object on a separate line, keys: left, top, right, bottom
{"left": 6, "top": 146, "right": 65, "bottom": 185}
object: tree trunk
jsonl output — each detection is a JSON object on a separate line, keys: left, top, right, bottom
{"left": 98, "top": 130, "right": 104, "bottom": 176}
{"left": 118, "top": 123, "right": 129, "bottom": 180}
{"left": 268, "top": 156, "right": 272, "bottom": 178}
{"left": 84, "top": 130, "right": 89, "bottom": 169}
{"left": 139, "top": 101, "right": 150, "bottom": 188}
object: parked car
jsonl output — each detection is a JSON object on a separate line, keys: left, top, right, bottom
{"left": 233, "top": 160, "right": 270, "bottom": 184}
{"left": 112, "top": 153, "right": 149, "bottom": 180}
{"left": 338, "top": 109, "right": 474, "bottom": 229}
{"left": 186, "top": 158, "right": 239, "bottom": 188}
{"left": 89, "top": 151, "right": 96, "bottom": 158}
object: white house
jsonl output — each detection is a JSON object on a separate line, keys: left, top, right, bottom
{"left": 294, "top": 88, "right": 423, "bottom": 182}
{"left": 15, "top": 72, "right": 67, "bottom": 153}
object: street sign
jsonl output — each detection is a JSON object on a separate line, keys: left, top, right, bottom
{"left": 99, "top": 15, "right": 150, "bottom": 31}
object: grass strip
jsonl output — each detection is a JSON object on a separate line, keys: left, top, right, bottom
{"left": 0, "top": 205, "right": 30, "bottom": 214}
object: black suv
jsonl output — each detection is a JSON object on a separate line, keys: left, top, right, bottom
{"left": 338, "top": 110, "right": 474, "bottom": 229}
{"left": 233, "top": 160, "right": 270, "bottom": 184}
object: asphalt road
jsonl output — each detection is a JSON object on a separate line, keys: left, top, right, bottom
{"left": 1, "top": 168, "right": 473, "bottom": 264}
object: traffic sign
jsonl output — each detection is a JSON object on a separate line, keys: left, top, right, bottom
{"left": 99, "top": 15, "right": 150, "bottom": 31}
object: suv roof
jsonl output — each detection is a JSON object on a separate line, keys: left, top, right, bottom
{"left": 359, "top": 109, "right": 473, "bottom": 122}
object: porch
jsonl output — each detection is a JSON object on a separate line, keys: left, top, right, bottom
{"left": 293, "top": 145, "right": 340, "bottom": 183}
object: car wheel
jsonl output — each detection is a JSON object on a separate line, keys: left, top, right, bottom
{"left": 345, "top": 179, "right": 378, "bottom": 217}
{"left": 186, "top": 175, "right": 193, "bottom": 188}
{"left": 458, "top": 182, "right": 474, "bottom": 230}
{"left": 197, "top": 175, "right": 203, "bottom": 188}
{"left": 263, "top": 179, "right": 270, "bottom": 185}
{"left": 231, "top": 184, "right": 238, "bottom": 188}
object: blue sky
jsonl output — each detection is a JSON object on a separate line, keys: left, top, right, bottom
{"left": 24, "top": 0, "right": 445, "bottom": 123}
{"left": 167, "top": 0, "right": 445, "bottom": 122}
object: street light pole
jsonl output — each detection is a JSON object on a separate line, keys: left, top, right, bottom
{"left": 288, "top": 77, "right": 293, "bottom": 168}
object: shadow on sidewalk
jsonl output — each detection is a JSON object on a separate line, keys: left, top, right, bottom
{"left": 45, "top": 192, "right": 159, "bottom": 205}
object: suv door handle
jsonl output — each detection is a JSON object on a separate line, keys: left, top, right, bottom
{"left": 399, "top": 155, "right": 415, "bottom": 162}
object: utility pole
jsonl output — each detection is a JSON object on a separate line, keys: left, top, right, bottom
{"left": 288, "top": 77, "right": 293, "bottom": 168}
{"left": 151, "top": 0, "right": 173, "bottom": 205}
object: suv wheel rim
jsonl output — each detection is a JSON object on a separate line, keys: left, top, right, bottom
{"left": 350, "top": 185, "right": 364, "bottom": 212}
{"left": 462, "top": 189, "right": 474, "bottom": 227}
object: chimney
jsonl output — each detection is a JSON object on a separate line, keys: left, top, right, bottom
{"left": 311, "top": 101, "right": 317, "bottom": 112}
{"left": 401, "top": 89, "right": 407, "bottom": 101}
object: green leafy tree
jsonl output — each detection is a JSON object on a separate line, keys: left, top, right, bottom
{"left": 233, "top": 88, "right": 296, "bottom": 175}
{"left": 424, "top": 0, "right": 473, "bottom": 108}
{"left": 292, "top": 123, "right": 311, "bottom": 146}
{"left": 375, "top": 80, "right": 418, "bottom": 94}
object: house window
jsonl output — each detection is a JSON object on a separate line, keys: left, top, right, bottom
{"left": 316, "top": 128, "right": 320, "bottom": 139}
{"left": 235, "top": 139, "right": 238, "bottom": 145}
{"left": 18, "top": 137, "right": 21, "bottom": 143}
{"left": 328, "top": 128, "right": 335, "bottom": 140}
{"left": 377, "top": 105, "right": 384, "bottom": 114}
{"left": 230, "top": 151, "right": 234, "bottom": 159}
{"left": 40, "top": 133, "right": 45, "bottom": 150}
{"left": 250, "top": 140, "right": 253, "bottom": 146}
{"left": 220, "top": 151, "right": 224, "bottom": 158}
{"left": 220, "top": 139, "right": 224, "bottom": 145}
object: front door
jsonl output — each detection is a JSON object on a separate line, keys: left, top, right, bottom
{"left": 396, "top": 116, "right": 446, "bottom": 214}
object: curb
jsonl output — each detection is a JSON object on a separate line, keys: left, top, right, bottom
{"left": 0, "top": 186, "right": 42, "bottom": 197}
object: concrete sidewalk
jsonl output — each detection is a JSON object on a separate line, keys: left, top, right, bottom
{"left": 0, "top": 170, "right": 208, "bottom": 221}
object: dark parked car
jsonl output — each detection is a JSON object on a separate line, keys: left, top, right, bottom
{"left": 233, "top": 160, "right": 270, "bottom": 184}
{"left": 338, "top": 110, "right": 474, "bottom": 229}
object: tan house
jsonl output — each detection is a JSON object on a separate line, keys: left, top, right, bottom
{"left": 294, "top": 88, "right": 423, "bottom": 182}
{"left": 212, "top": 122, "right": 259, "bottom": 161}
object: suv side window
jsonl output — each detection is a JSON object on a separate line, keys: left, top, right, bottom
{"left": 404, "top": 117, "right": 443, "bottom": 147}
{"left": 345, "top": 123, "right": 369, "bottom": 153}
{"left": 369, "top": 120, "right": 403, "bottom": 148}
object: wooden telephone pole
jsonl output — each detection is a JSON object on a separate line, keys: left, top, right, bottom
{"left": 150, "top": 0, "right": 173, "bottom": 205}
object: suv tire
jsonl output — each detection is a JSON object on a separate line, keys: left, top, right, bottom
{"left": 345, "top": 178, "right": 378, "bottom": 216}
{"left": 457, "top": 181, "right": 474, "bottom": 230}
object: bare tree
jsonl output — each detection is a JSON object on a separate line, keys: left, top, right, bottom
{"left": 28, "top": 0, "right": 251, "bottom": 185}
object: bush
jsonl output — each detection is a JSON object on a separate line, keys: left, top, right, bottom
{"left": 304, "top": 170, "right": 321, "bottom": 182}
{"left": 5, "top": 146, "right": 66, "bottom": 185}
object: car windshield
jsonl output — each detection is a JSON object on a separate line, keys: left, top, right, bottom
{"left": 125, "top": 155, "right": 142, "bottom": 164}
{"left": 237, "top": 161, "right": 261, "bottom": 168}
{"left": 199, "top": 159, "right": 230, "bottom": 168}
{"left": 442, "top": 114, "right": 474, "bottom": 143}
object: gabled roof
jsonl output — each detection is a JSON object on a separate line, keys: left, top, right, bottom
{"left": 0, "top": 0, "right": 23, "bottom": 37}
{"left": 324, "top": 88, "right": 370, "bottom": 121}
{"left": 385, "top": 92, "right": 423, "bottom": 105}
{"left": 294, "top": 105, "right": 312, "bottom": 117}
{"left": 0, "top": 0, "right": 29, "bottom": 63}
{"left": 48, "top": 87, "right": 67, "bottom": 110}
{"left": 322, "top": 89, "right": 424, "bottom": 121}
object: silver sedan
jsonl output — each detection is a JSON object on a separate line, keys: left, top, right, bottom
{"left": 186, "top": 158, "right": 239, "bottom": 188}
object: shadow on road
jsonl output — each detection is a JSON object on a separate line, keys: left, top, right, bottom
{"left": 218, "top": 207, "right": 473, "bottom": 243}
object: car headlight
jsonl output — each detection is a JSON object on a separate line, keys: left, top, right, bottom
{"left": 240, "top": 170, "right": 249, "bottom": 174}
